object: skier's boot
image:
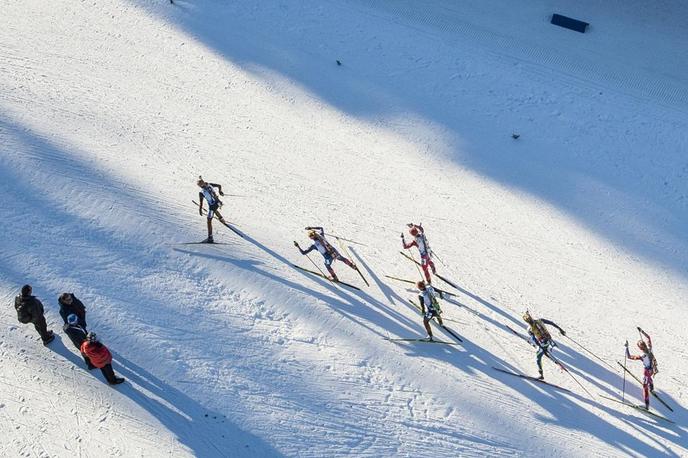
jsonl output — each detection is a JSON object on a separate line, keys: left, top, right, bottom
{"left": 42, "top": 331, "right": 55, "bottom": 346}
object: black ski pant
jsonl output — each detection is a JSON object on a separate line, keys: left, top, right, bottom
{"left": 32, "top": 315, "right": 51, "bottom": 342}
{"left": 100, "top": 364, "right": 118, "bottom": 384}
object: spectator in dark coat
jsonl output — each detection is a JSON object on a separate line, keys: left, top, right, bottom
{"left": 80, "top": 332, "right": 125, "bottom": 385}
{"left": 58, "top": 293, "right": 87, "bottom": 328}
{"left": 14, "top": 284, "right": 54, "bottom": 345}
{"left": 63, "top": 314, "right": 95, "bottom": 369}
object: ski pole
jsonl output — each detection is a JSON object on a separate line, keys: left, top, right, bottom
{"left": 564, "top": 335, "right": 616, "bottom": 371}
{"left": 294, "top": 242, "right": 330, "bottom": 280}
{"left": 336, "top": 239, "right": 369, "bottom": 286}
{"left": 430, "top": 249, "right": 444, "bottom": 265}
{"left": 622, "top": 342, "right": 627, "bottom": 403}
{"left": 327, "top": 233, "right": 368, "bottom": 247}
{"left": 304, "top": 253, "right": 328, "bottom": 279}
{"left": 548, "top": 353, "right": 594, "bottom": 398}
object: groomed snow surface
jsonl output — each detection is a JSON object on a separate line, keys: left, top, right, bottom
{"left": 1, "top": 0, "right": 687, "bottom": 456}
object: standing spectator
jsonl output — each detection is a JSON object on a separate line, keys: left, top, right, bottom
{"left": 58, "top": 292, "right": 87, "bottom": 328}
{"left": 63, "top": 314, "right": 95, "bottom": 369}
{"left": 80, "top": 332, "right": 125, "bottom": 385}
{"left": 14, "top": 284, "right": 54, "bottom": 345}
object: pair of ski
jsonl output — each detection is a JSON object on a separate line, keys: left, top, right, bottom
{"left": 384, "top": 336, "right": 459, "bottom": 346}
{"left": 505, "top": 325, "right": 594, "bottom": 398}
{"left": 598, "top": 394, "right": 674, "bottom": 424}
{"left": 492, "top": 366, "right": 571, "bottom": 393}
{"left": 616, "top": 361, "right": 673, "bottom": 412}
{"left": 293, "top": 234, "right": 370, "bottom": 290}
{"left": 292, "top": 264, "right": 361, "bottom": 291}
{"left": 384, "top": 275, "right": 456, "bottom": 298}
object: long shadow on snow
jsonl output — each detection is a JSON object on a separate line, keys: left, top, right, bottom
{"left": 0, "top": 120, "right": 283, "bottom": 457}
{"left": 173, "top": 245, "right": 420, "bottom": 339}
{"left": 110, "top": 349, "right": 281, "bottom": 458}
{"left": 384, "top": 277, "right": 686, "bottom": 452}
{"left": 136, "top": 0, "right": 688, "bottom": 276}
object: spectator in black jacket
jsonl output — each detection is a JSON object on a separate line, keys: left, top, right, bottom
{"left": 63, "top": 314, "right": 94, "bottom": 369}
{"left": 58, "top": 293, "right": 87, "bottom": 328}
{"left": 14, "top": 284, "right": 54, "bottom": 345}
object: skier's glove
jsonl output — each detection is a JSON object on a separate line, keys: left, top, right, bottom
{"left": 305, "top": 227, "right": 312, "bottom": 230}
{"left": 400, "top": 233, "right": 404, "bottom": 239}
{"left": 293, "top": 241, "right": 299, "bottom": 247}
{"left": 559, "top": 329, "right": 566, "bottom": 336}
{"left": 219, "top": 191, "right": 224, "bottom": 196}
{"left": 624, "top": 340, "right": 629, "bottom": 347}
{"left": 637, "top": 326, "right": 643, "bottom": 333}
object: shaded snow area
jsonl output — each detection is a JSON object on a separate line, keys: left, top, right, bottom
{"left": 2, "top": 0, "right": 688, "bottom": 456}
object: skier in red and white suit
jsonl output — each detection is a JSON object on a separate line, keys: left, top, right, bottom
{"left": 625, "top": 327, "right": 658, "bottom": 410}
{"left": 401, "top": 223, "right": 436, "bottom": 283}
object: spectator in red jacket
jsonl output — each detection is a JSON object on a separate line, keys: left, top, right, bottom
{"left": 80, "top": 332, "right": 124, "bottom": 385}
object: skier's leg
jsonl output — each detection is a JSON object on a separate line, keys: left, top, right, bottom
{"left": 324, "top": 257, "right": 338, "bottom": 281}
{"left": 643, "top": 370, "right": 652, "bottom": 407}
{"left": 423, "top": 318, "right": 433, "bottom": 338}
{"left": 337, "top": 253, "right": 356, "bottom": 269}
{"left": 206, "top": 218, "right": 213, "bottom": 238}
{"left": 215, "top": 209, "right": 226, "bottom": 224}
{"left": 427, "top": 256, "right": 437, "bottom": 275}
{"left": 421, "top": 262, "right": 432, "bottom": 283}
{"left": 101, "top": 364, "right": 117, "bottom": 384}
{"left": 33, "top": 315, "right": 52, "bottom": 343}
{"left": 642, "top": 383, "right": 650, "bottom": 409}
{"left": 536, "top": 347, "right": 545, "bottom": 377}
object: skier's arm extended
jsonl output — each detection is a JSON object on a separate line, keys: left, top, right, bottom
{"left": 638, "top": 327, "right": 652, "bottom": 350}
{"left": 293, "top": 241, "right": 316, "bottom": 255}
{"left": 209, "top": 183, "right": 224, "bottom": 196}
{"left": 541, "top": 319, "right": 566, "bottom": 336}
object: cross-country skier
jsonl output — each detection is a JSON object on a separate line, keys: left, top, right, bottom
{"left": 625, "top": 327, "right": 658, "bottom": 410}
{"left": 522, "top": 311, "right": 566, "bottom": 379}
{"left": 294, "top": 227, "right": 357, "bottom": 282}
{"left": 417, "top": 280, "right": 443, "bottom": 341}
{"left": 401, "top": 223, "right": 436, "bottom": 283}
{"left": 196, "top": 176, "right": 226, "bottom": 243}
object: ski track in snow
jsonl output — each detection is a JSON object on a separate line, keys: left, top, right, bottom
{"left": 1, "top": 0, "right": 688, "bottom": 456}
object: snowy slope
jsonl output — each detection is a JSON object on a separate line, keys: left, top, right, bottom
{"left": 1, "top": 0, "right": 687, "bottom": 456}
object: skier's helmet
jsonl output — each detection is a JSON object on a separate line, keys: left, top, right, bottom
{"left": 308, "top": 230, "right": 318, "bottom": 239}
{"left": 409, "top": 227, "right": 419, "bottom": 236}
{"left": 637, "top": 340, "right": 648, "bottom": 352}
{"left": 416, "top": 281, "right": 426, "bottom": 290}
{"left": 522, "top": 311, "right": 533, "bottom": 323}
{"left": 196, "top": 176, "right": 205, "bottom": 187}
{"left": 67, "top": 314, "right": 79, "bottom": 325}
